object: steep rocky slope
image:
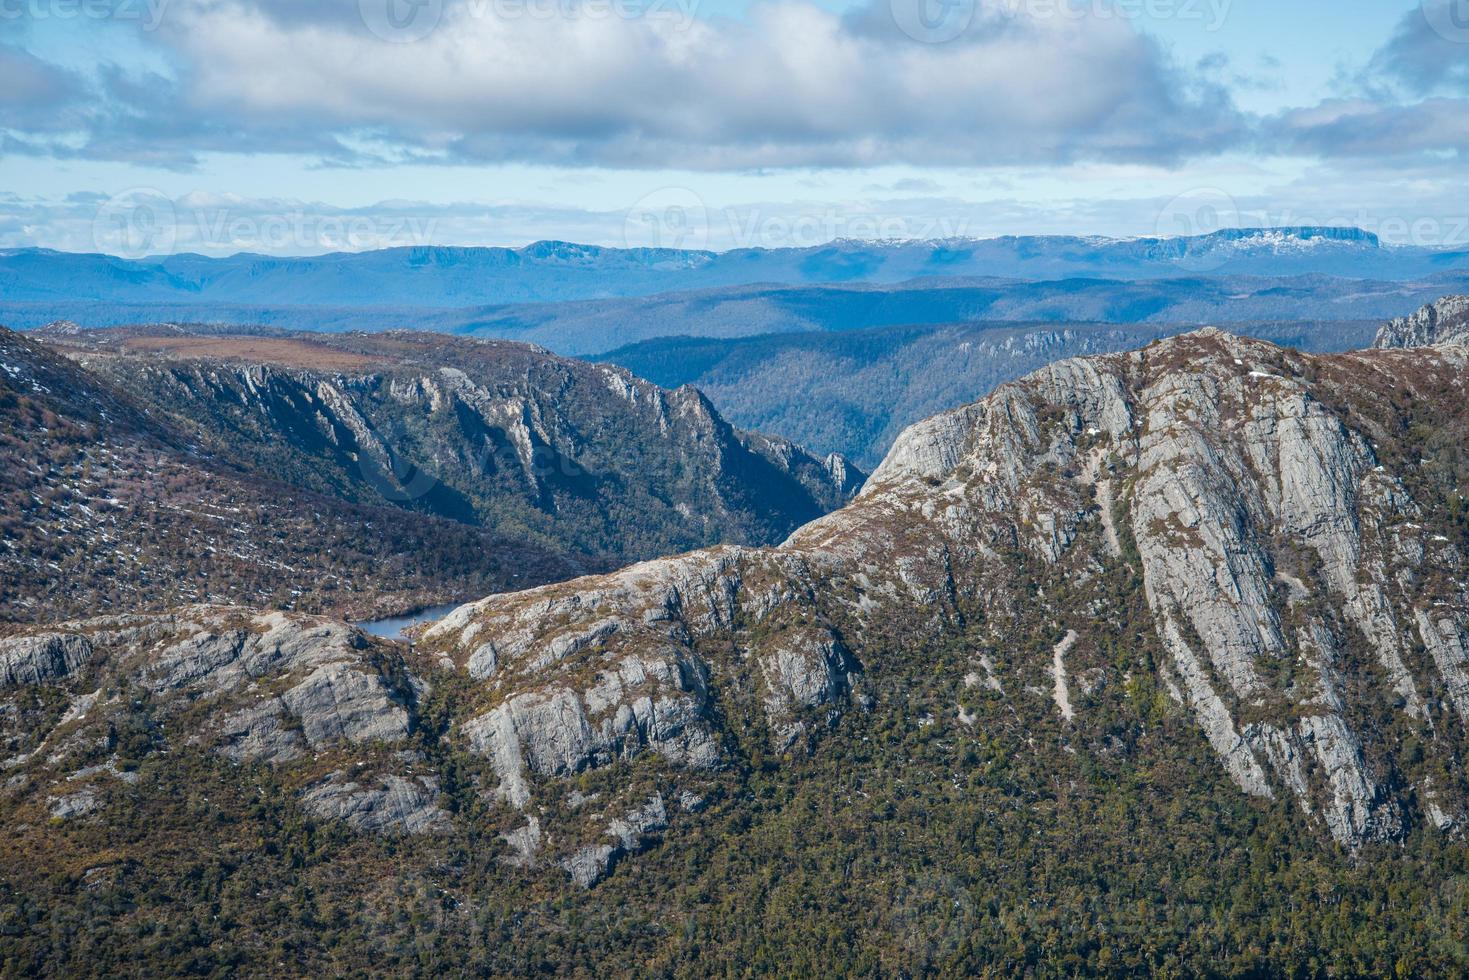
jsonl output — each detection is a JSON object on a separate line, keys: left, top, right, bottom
{"left": 0, "top": 327, "right": 575, "bottom": 624}
{"left": 44, "top": 327, "right": 862, "bottom": 567}
{"left": 0, "top": 607, "right": 472, "bottom": 842}
{"left": 416, "top": 325, "right": 1469, "bottom": 863}
{"left": 1376, "top": 294, "right": 1469, "bottom": 349}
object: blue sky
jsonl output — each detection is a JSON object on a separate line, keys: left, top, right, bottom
{"left": 1, "top": 0, "right": 1466, "bottom": 254}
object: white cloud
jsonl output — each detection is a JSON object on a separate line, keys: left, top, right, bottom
{"left": 23, "top": 0, "right": 1246, "bottom": 169}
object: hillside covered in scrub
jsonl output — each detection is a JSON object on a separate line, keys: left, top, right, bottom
{"left": 4, "top": 312, "right": 1469, "bottom": 974}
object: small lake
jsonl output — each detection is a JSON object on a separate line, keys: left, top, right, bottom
{"left": 353, "top": 603, "right": 462, "bottom": 640}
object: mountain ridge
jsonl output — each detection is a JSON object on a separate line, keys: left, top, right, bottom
{"left": 0, "top": 325, "right": 861, "bottom": 624}
{"left": 1376, "top": 294, "right": 1469, "bottom": 349}
{"left": 4, "top": 227, "right": 1466, "bottom": 316}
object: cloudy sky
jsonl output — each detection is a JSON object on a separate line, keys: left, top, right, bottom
{"left": 1, "top": 0, "right": 1467, "bottom": 254}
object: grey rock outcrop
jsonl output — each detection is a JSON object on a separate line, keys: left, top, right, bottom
{"left": 301, "top": 771, "right": 451, "bottom": 835}
{"left": 0, "top": 607, "right": 423, "bottom": 768}
{"left": 0, "top": 634, "right": 94, "bottom": 688}
{"left": 1374, "top": 295, "right": 1469, "bottom": 348}
{"left": 757, "top": 626, "right": 862, "bottom": 750}
{"left": 460, "top": 654, "right": 718, "bottom": 810}
{"left": 561, "top": 794, "right": 668, "bottom": 888}
{"left": 47, "top": 788, "right": 99, "bottom": 820}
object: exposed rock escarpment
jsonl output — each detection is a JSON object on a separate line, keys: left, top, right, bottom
{"left": 1375, "top": 295, "right": 1469, "bottom": 349}
{"left": 302, "top": 767, "right": 451, "bottom": 835}
{"left": 0, "top": 607, "right": 430, "bottom": 828}
{"left": 419, "top": 327, "right": 1469, "bottom": 858}
{"left": 0, "top": 634, "right": 95, "bottom": 688}
{"left": 0, "top": 326, "right": 577, "bottom": 625}
{"left": 561, "top": 793, "right": 669, "bottom": 887}
{"left": 52, "top": 328, "right": 864, "bottom": 568}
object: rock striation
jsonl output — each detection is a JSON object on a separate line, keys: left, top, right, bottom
{"left": 0, "top": 607, "right": 429, "bottom": 828}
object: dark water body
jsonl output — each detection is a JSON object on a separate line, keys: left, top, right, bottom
{"left": 353, "top": 604, "right": 461, "bottom": 640}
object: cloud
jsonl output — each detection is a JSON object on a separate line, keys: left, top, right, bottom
{"left": 1259, "top": 4, "right": 1469, "bottom": 162}
{"left": 0, "top": 42, "right": 87, "bottom": 132}
{"left": 1237, "top": 3, "right": 1469, "bottom": 163}
{"left": 0, "top": 191, "right": 624, "bottom": 255}
{"left": 1367, "top": 1, "right": 1469, "bottom": 95}
{"left": 1, "top": 0, "right": 1246, "bottom": 170}
{"left": 1267, "top": 97, "right": 1469, "bottom": 159}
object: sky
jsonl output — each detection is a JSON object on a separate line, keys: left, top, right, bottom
{"left": 0, "top": 0, "right": 1466, "bottom": 255}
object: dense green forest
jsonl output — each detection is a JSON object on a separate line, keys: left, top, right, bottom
{"left": 4, "top": 622, "right": 1465, "bottom": 978}
{"left": 599, "top": 320, "right": 1380, "bottom": 466}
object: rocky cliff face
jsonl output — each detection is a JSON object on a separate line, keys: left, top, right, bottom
{"left": 413, "top": 326, "right": 1469, "bottom": 871}
{"left": 49, "top": 328, "right": 863, "bottom": 568}
{"left": 0, "top": 327, "right": 576, "bottom": 624}
{"left": 9, "top": 323, "right": 1469, "bottom": 974}
{"left": 0, "top": 607, "right": 452, "bottom": 833}
{"left": 1375, "top": 295, "right": 1469, "bottom": 349}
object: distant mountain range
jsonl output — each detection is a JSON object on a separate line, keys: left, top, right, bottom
{"left": 440, "top": 274, "right": 1467, "bottom": 356}
{"left": 6, "top": 272, "right": 1469, "bottom": 358}
{"left": 2, "top": 227, "right": 1466, "bottom": 317}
